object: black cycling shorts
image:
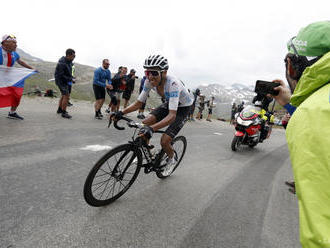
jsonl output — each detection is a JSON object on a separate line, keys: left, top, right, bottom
{"left": 55, "top": 80, "right": 69, "bottom": 96}
{"left": 150, "top": 103, "right": 190, "bottom": 138}
{"left": 208, "top": 108, "right": 213, "bottom": 115}
{"left": 93, "top": 84, "right": 105, "bottom": 100}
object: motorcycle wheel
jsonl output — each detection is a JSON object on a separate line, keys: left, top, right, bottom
{"left": 231, "top": 136, "right": 242, "bottom": 151}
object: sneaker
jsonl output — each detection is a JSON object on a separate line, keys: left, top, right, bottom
{"left": 8, "top": 112, "right": 24, "bottom": 120}
{"left": 98, "top": 110, "right": 103, "bottom": 118}
{"left": 191, "top": 118, "right": 195, "bottom": 121}
{"left": 140, "top": 114, "right": 146, "bottom": 119}
{"left": 95, "top": 113, "right": 102, "bottom": 120}
{"left": 61, "top": 111, "right": 72, "bottom": 119}
{"left": 105, "top": 108, "right": 111, "bottom": 114}
{"left": 67, "top": 101, "right": 73, "bottom": 107}
{"left": 57, "top": 107, "right": 63, "bottom": 114}
{"left": 162, "top": 157, "right": 178, "bottom": 176}
{"left": 285, "top": 181, "right": 295, "bottom": 188}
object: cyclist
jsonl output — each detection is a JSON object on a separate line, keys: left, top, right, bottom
{"left": 113, "top": 55, "right": 193, "bottom": 176}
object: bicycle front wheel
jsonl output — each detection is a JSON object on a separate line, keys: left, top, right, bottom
{"left": 156, "top": 136, "right": 187, "bottom": 179}
{"left": 84, "top": 144, "right": 142, "bottom": 206}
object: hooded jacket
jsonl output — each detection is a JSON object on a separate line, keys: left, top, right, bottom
{"left": 286, "top": 51, "right": 330, "bottom": 248}
{"left": 54, "top": 56, "right": 73, "bottom": 85}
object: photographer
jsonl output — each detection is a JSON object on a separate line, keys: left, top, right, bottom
{"left": 270, "top": 21, "right": 330, "bottom": 247}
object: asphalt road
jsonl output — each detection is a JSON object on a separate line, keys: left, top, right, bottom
{"left": 0, "top": 98, "right": 300, "bottom": 248}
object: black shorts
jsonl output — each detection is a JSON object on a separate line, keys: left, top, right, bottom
{"left": 93, "top": 84, "right": 105, "bottom": 100}
{"left": 150, "top": 103, "right": 190, "bottom": 138}
{"left": 106, "top": 89, "right": 118, "bottom": 106}
{"left": 122, "top": 90, "right": 132, "bottom": 100}
{"left": 208, "top": 108, "right": 213, "bottom": 114}
{"left": 68, "top": 85, "right": 72, "bottom": 94}
{"left": 55, "top": 81, "right": 69, "bottom": 96}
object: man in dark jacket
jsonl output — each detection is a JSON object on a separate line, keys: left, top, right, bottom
{"left": 123, "top": 69, "right": 137, "bottom": 108}
{"left": 107, "top": 66, "right": 126, "bottom": 112}
{"left": 54, "top": 48, "right": 75, "bottom": 119}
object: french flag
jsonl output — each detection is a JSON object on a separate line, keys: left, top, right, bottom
{"left": 0, "top": 66, "right": 37, "bottom": 108}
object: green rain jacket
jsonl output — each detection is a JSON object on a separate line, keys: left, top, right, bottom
{"left": 286, "top": 51, "right": 330, "bottom": 248}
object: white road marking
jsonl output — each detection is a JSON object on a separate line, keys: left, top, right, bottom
{"left": 214, "top": 132, "right": 223, "bottom": 136}
{"left": 80, "top": 145, "right": 112, "bottom": 152}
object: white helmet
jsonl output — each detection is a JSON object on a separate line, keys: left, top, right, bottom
{"left": 144, "top": 55, "right": 169, "bottom": 70}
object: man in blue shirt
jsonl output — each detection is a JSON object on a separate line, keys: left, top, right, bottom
{"left": 93, "top": 59, "right": 113, "bottom": 119}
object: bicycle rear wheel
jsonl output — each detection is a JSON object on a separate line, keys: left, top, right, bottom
{"left": 156, "top": 136, "right": 187, "bottom": 179}
{"left": 84, "top": 144, "right": 141, "bottom": 206}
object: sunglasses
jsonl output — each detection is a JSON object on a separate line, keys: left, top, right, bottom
{"left": 145, "top": 70, "right": 162, "bottom": 77}
{"left": 5, "top": 34, "right": 16, "bottom": 41}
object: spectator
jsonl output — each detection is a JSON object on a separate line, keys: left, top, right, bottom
{"left": 123, "top": 69, "right": 137, "bottom": 108}
{"left": 281, "top": 112, "right": 290, "bottom": 129}
{"left": 67, "top": 63, "right": 75, "bottom": 107}
{"left": 137, "top": 75, "right": 147, "bottom": 119}
{"left": 106, "top": 66, "right": 121, "bottom": 113}
{"left": 206, "top": 96, "right": 215, "bottom": 121}
{"left": 230, "top": 102, "right": 237, "bottom": 124}
{"left": 196, "top": 95, "right": 205, "bottom": 120}
{"left": 188, "top": 88, "right": 200, "bottom": 121}
{"left": 270, "top": 21, "right": 330, "bottom": 247}
{"left": 117, "top": 67, "right": 128, "bottom": 111}
{"left": 107, "top": 66, "right": 126, "bottom": 112}
{"left": 54, "top": 48, "right": 75, "bottom": 119}
{"left": 0, "top": 34, "right": 36, "bottom": 120}
{"left": 237, "top": 101, "right": 244, "bottom": 113}
{"left": 93, "top": 59, "right": 112, "bottom": 119}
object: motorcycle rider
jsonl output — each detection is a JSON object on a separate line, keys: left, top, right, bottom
{"left": 252, "top": 94, "right": 274, "bottom": 142}
{"left": 269, "top": 21, "right": 330, "bottom": 248}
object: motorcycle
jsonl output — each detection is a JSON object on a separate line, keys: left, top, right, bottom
{"left": 231, "top": 105, "right": 272, "bottom": 151}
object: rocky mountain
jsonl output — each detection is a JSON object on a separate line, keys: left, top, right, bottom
{"left": 18, "top": 48, "right": 282, "bottom": 119}
{"left": 196, "top": 83, "right": 257, "bottom": 119}
{"left": 16, "top": 48, "right": 43, "bottom": 62}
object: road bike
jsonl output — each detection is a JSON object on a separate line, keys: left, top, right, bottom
{"left": 83, "top": 115, "right": 187, "bottom": 206}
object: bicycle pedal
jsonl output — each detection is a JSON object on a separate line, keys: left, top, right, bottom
{"left": 144, "top": 166, "right": 153, "bottom": 174}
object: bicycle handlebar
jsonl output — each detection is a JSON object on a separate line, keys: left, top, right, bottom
{"left": 108, "top": 113, "right": 165, "bottom": 133}
{"left": 108, "top": 114, "right": 143, "bottom": 130}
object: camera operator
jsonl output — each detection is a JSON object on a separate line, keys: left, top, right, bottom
{"left": 269, "top": 21, "right": 330, "bottom": 248}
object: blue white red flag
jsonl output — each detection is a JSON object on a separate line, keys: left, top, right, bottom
{"left": 0, "top": 66, "right": 37, "bottom": 108}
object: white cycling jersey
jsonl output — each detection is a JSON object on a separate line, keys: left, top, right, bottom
{"left": 137, "top": 75, "right": 194, "bottom": 110}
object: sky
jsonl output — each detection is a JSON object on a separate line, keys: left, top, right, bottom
{"left": 2, "top": 0, "right": 329, "bottom": 88}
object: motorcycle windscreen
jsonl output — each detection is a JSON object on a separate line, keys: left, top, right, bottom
{"left": 240, "top": 105, "right": 261, "bottom": 120}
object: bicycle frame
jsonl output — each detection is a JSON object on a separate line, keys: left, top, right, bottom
{"left": 109, "top": 115, "right": 166, "bottom": 176}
